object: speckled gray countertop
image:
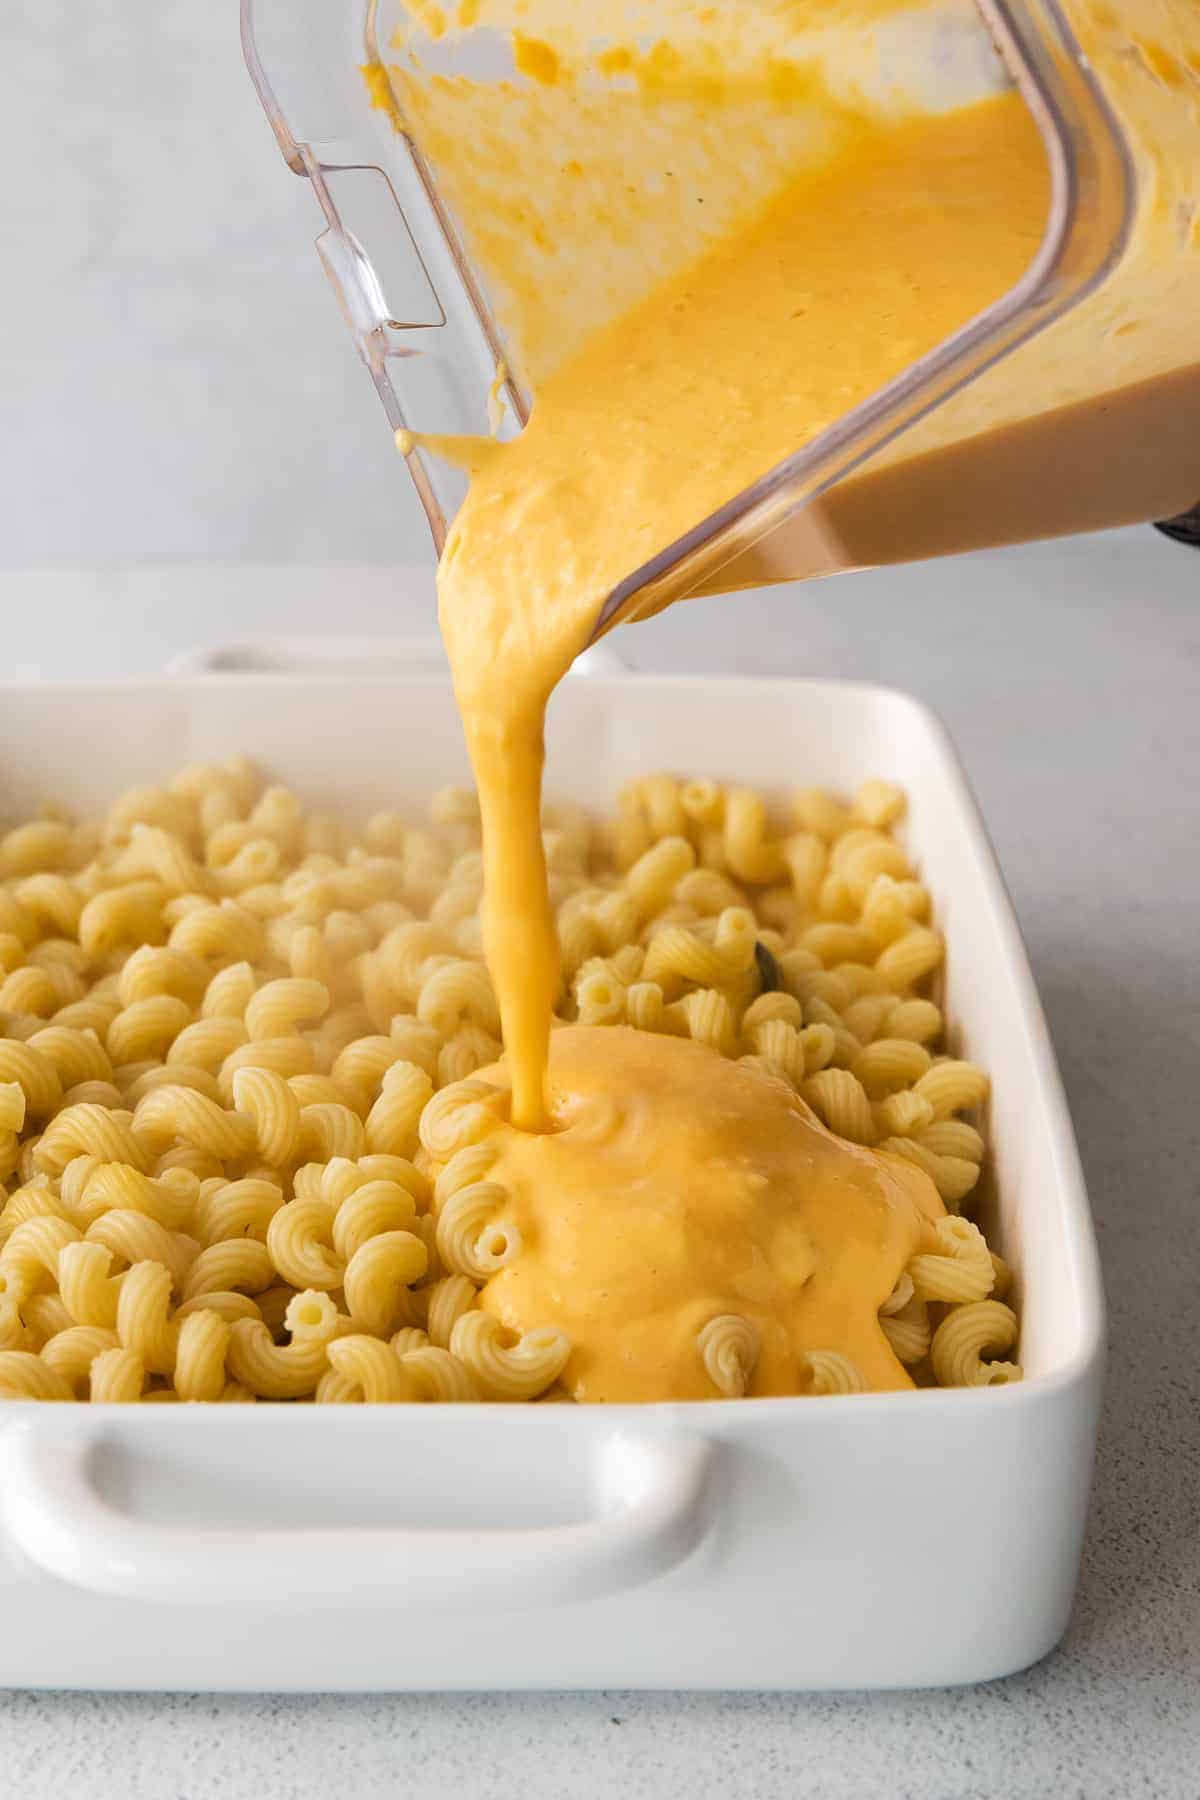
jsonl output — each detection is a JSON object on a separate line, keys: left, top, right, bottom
{"left": 2, "top": 1, "right": 1199, "bottom": 1793}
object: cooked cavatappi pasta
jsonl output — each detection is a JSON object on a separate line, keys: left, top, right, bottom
{"left": 0, "top": 760, "right": 1018, "bottom": 1404}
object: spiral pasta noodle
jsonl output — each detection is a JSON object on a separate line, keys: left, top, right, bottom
{"left": 176, "top": 1289, "right": 262, "bottom": 1326}
{"left": 88, "top": 1346, "right": 147, "bottom": 1401}
{"left": 325, "top": 1333, "right": 417, "bottom": 1403}
{"left": 800, "top": 1350, "right": 867, "bottom": 1395}
{"left": 574, "top": 968, "right": 627, "bottom": 1028}
{"left": 330, "top": 1178, "right": 419, "bottom": 1260}
{"left": 174, "top": 1309, "right": 232, "bottom": 1402}
{"left": 331, "top": 1034, "right": 413, "bottom": 1106}
{"left": 435, "top": 1179, "right": 521, "bottom": 1281}
{"left": 226, "top": 1318, "right": 329, "bottom": 1400}
{"left": 167, "top": 1016, "right": 249, "bottom": 1072}
{"left": 0, "top": 819, "right": 76, "bottom": 879}
{"left": 265, "top": 1199, "right": 344, "bottom": 1291}
{"left": 450, "top": 1312, "right": 570, "bottom": 1401}
{"left": 908, "top": 1216, "right": 996, "bottom": 1304}
{"left": 399, "top": 1343, "right": 479, "bottom": 1402}
{"left": 724, "top": 789, "right": 788, "bottom": 883}
{"left": 623, "top": 980, "right": 670, "bottom": 1034}
{"left": 416, "top": 958, "right": 500, "bottom": 1039}
{"left": 801, "top": 1069, "right": 877, "bottom": 1145}
{"left": 116, "top": 1260, "right": 179, "bottom": 1375}
{"left": 0, "top": 1296, "right": 25, "bottom": 1350}
{"left": 698, "top": 1314, "right": 760, "bottom": 1398}
{"left": 418, "top": 1077, "right": 505, "bottom": 1159}
{"left": 244, "top": 977, "right": 330, "bottom": 1041}
{"left": 168, "top": 900, "right": 264, "bottom": 965}
{"left": 436, "top": 1024, "right": 501, "bottom": 1087}
{"left": 76, "top": 1162, "right": 197, "bottom": 1230}
{"left": 202, "top": 961, "right": 258, "bottom": 1019}
{"left": 122, "top": 1063, "right": 218, "bottom": 1110}
{"left": 642, "top": 906, "right": 757, "bottom": 995}
{"left": 878, "top": 1135, "right": 982, "bottom": 1209}
{"left": 26, "top": 1027, "right": 111, "bottom": 1091}
{"left": 878, "top": 1273, "right": 932, "bottom": 1364}
{"left": 79, "top": 884, "right": 168, "bottom": 960}
{"left": 106, "top": 996, "right": 192, "bottom": 1066}
{"left": 625, "top": 836, "right": 696, "bottom": 918}
{"left": 364, "top": 1060, "right": 434, "bottom": 1158}
{"left": 876, "top": 1087, "right": 935, "bottom": 1138}
{"left": 133, "top": 1087, "right": 255, "bottom": 1161}
{"left": 1, "top": 1214, "right": 79, "bottom": 1302}
{"left": 87, "top": 1210, "right": 197, "bottom": 1288}
{"left": 424, "top": 1273, "right": 478, "bottom": 1349}
{"left": 671, "top": 987, "right": 737, "bottom": 1055}
{"left": 57, "top": 1241, "right": 124, "bottom": 1328}
{"left": 0, "top": 1042, "right": 64, "bottom": 1119}
{"left": 40, "top": 1324, "right": 120, "bottom": 1393}
{"left": 931, "top": 1300, "right": 1021, "bottom": 1387}
{"left": 343, "top": 1230, "right": 427, "bottom": 1335}
{"left": 218, "top": 1037, "right": 315, "bottom": 1101}
{"left": 0, "top": 1180, "right": 68, "bottom": 1248}
{"left": 180, "top": 1238, "right": 274, "bottom": 1302}
{"left": 35, "top": 1103, "right": 150, "bottom": 1176}
{"left": 0, "top": 1350, "right": 75, "bottom": 1400}
{"left": 27, "top": 1294, "right": 79, "bottom": 1351}
{"left": 231, "top": 1067, "right": 303, "bottom": 1166}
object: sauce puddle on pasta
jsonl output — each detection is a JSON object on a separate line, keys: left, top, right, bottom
{"left": 419, "top": 73, "right": 1038, "bottom": 1401}
{"left": 474, "top": 1026, "right": 941, "bottom": 1401}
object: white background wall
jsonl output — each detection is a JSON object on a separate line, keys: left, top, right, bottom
{"left": 3, "top": 1, "right": 428, "bottom": 575}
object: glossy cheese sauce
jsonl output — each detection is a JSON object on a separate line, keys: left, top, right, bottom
{"left": 476, "top": 1027, "right": 943, "bottom": 1401}
{"left": 416, "top": 52, "right": 1050, "bottom": 1399}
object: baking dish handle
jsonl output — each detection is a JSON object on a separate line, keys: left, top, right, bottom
{"left": 0, "top": 1424, "right": 712, "bottom": 1610}
{"left": 165, "top": 636, "right": 629, "bottom": 676}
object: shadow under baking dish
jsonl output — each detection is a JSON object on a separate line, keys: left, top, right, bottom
{"left": 0, "top": 667, "right": 1104, "bottom": 1693}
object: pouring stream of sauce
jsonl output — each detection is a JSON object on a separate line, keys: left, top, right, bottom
{"left": 425, "top": 88, "right": 1046, "bottom": 1396}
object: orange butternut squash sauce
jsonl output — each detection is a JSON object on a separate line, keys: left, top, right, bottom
{"left": 424, "top": 77, "right": 1041, "bottom": 1397}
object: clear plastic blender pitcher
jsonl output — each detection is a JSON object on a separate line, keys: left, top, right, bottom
{"left": 243, "top": 0, "right": 1200, "bottom": 626}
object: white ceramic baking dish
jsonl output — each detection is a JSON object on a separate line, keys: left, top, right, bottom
{"left": 0, "top": 653, "right": 1103, "bottom": 1691}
